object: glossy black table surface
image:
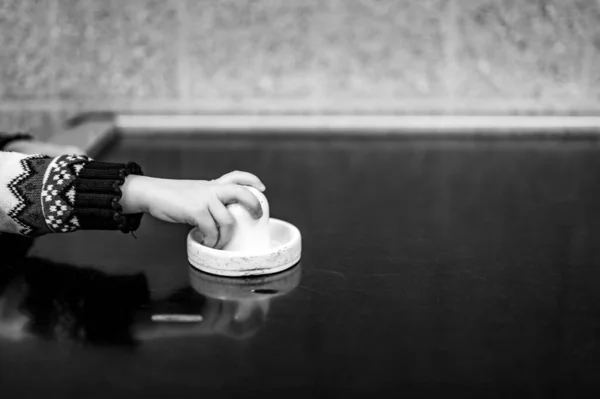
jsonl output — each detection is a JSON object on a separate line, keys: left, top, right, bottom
{"left": 3, "top": 133, "right": 600, "bottom": 397}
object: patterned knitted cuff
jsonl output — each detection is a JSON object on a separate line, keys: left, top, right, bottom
{"left": 0, "top": 133, "right": 33, "bottom": 151}
{"left": 71, "top": 161, "right": 145, "bottom": 233}
{"left": 37, "top": 155, "right": 144, "bottom": 234}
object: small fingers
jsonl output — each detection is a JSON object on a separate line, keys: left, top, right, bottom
{"left": 215, "top": 171, "right": 265, "bottom": 192}
{"left": 193, "top": 210, "right": 220, "bottom": 248}
{"left": 216, "top": 185, "right": 262, "bottom": 219}
{"left": 208, "top": 202, "right": 235, "bottom": 249}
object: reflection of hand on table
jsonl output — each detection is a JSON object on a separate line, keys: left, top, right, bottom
{"left": 134, "top": 297, "right": 269, "bottom": 341}
{"left": 135, "top": 265, "right": 301, "bottom": 341}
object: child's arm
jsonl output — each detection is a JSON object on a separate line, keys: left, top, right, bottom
{"left": 0, "top": 135, "right": 264, "bottom": 248}
{"left": 0, "top": 150, "right": 145, "bottom": 236}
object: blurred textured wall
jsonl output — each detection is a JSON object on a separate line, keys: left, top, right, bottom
{"left": 1, "top": 0, "right": 599, "bottom": 136}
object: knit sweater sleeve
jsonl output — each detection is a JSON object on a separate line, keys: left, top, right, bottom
{"left": 0, "top": 151, "right": 144, "bottom": 236}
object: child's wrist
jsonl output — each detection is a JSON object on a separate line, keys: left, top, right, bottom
{"left": 120, "top": 174, "right": 152, "bottom": 214}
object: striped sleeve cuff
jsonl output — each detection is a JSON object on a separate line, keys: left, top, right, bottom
{"left": 38, "top": 155, "right": 144, "bottom": 234}
{"left": 3, "top": 153, "right": 144, "bottom": 236}
{"left": 72, "top": 161, "right": 144, "bottom": 232}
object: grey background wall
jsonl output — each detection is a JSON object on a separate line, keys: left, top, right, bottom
{"left": 1, "top": 0, "right": 599, "bottom": 138}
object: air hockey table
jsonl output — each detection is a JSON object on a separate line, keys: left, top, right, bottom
{"left": 3, "top": 116, "right": 600, "bottom": 397}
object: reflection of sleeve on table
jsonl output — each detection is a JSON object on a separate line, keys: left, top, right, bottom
{"left": 0, "top": 235, "right": 34, "bottom": 303}
{"left": 11, "top": 257, "right": 150, "bottom": 347}
{"left": 0, "top": 234, "right": 34, "bottom": 261}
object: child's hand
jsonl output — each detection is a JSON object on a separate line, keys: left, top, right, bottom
{"left": 121, "top": 171, "right": 266, "bottom": 249}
